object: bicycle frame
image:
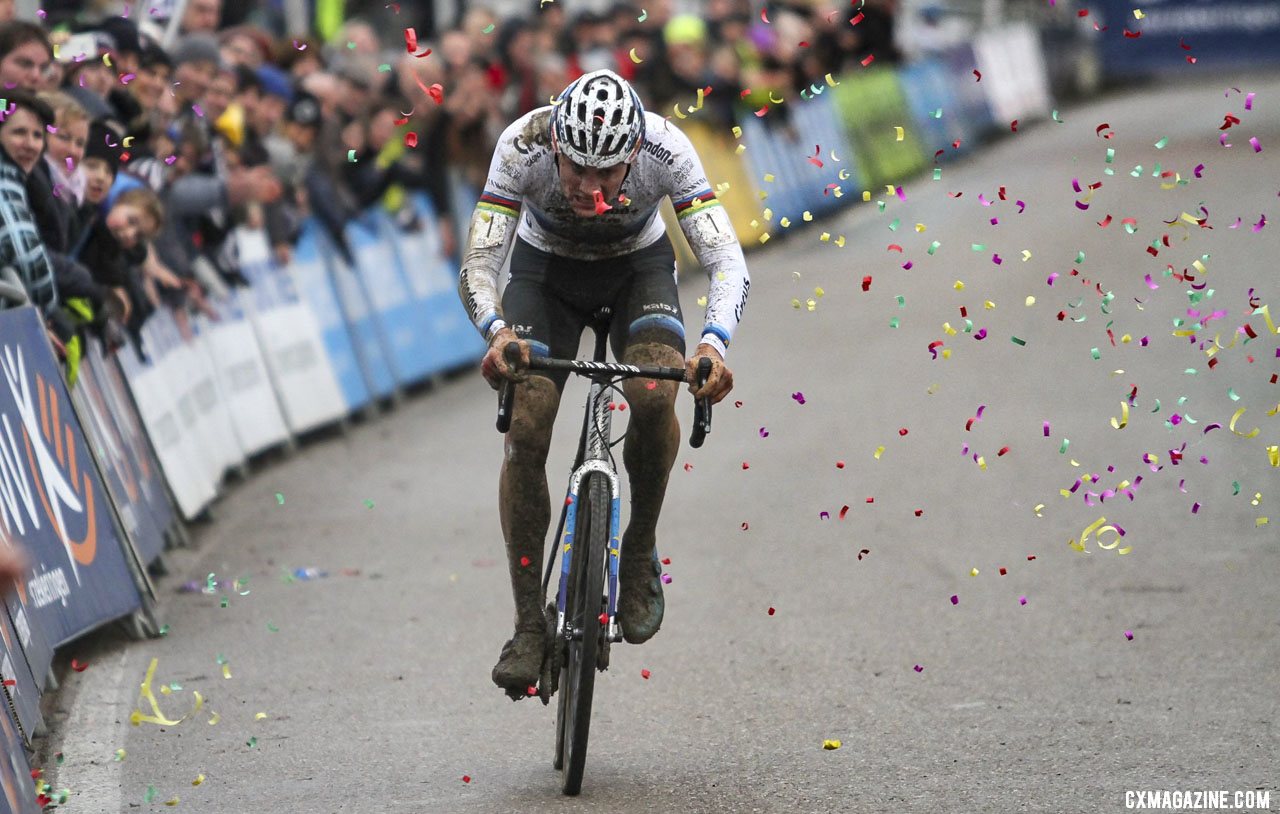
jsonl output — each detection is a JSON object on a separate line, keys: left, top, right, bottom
{"left": 553, "top": 323, "right": 625, "bottom": 646}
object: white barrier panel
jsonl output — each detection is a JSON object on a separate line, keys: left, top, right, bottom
{"left": 184, "top": 315, "right": 244, "bottom": 484}
{"left": 234, "top": 229, "right": 348, "bottom": 434}
{"left": 202, "top": 292, "right": 290, "bottom": 456}
{"left": 118, "top": 333, "right": 216, "bottom": 519}
{"left": 974, "top": 22, "right": 1053, "bottom": 124}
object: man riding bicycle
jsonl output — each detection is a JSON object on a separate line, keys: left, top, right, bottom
{"left": 458, "top": 69, "right": 750, "bottom": 699}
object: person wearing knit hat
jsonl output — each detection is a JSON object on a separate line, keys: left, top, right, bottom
{"left": 81, "top": 118, "right": 125, "bottom": 206}
{"left": 171, "top": 33, "right": 222, "bottom": 107}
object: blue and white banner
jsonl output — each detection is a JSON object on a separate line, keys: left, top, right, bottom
{"left": 1096, "top": 0, "right": 1280, "bottom": 75}
{"left": 0, "top": 604, "right": 42, "bottom": 744}
{"left": 0, "top": 308, "right": 141, "bottom": 675}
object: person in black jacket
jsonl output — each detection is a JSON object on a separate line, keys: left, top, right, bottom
{"left": 0, "top": 91, "right": 59, "bottom": 318}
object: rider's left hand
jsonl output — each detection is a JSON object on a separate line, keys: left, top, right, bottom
{"left": 686, "top": 344, "right": 733, "bottom": 405}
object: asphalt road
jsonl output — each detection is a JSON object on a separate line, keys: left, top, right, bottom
{"left": 38, "top": 73, "right": 1279, "bottom": 813}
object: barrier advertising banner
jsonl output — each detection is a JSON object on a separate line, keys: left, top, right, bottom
{"left": 0, "top": 605, "right": 41, "bottom": 743}
{"left": 0, "top": 701, "right": 38, "bottom": 813}
{"left": 829, "top": 69, "right": 930, "bottom": 191}
{"left": 1096, "top": 0, "right": 1280, "bottom": 75}
{"left": 0, "top": 309, "right": 141, "bottom": 676}
{"left": 71, "top": 351, "right": 167, "bottom": 567}
{"left": 290, "top": 223, "right": 373, "bottom": 412}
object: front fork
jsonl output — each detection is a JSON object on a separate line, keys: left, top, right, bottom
{"left": 556, "top": 460, "right": 624, "bottom": 644}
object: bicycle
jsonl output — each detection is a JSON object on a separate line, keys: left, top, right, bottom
{"left": 496, "top": 314, "right": 713, "bottom": 795}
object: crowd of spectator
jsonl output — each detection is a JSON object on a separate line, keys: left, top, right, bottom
{"left": 0, "top": 0, "right": 900, "bottom": 378}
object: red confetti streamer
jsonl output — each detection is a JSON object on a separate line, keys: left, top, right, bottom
{"left": 887, "top": 244, "right": 903, "bottom": 253}
{"left": 767, "top": 607, "right": 776, "bottom": 616}
{"left": 857, "top": 548, "right": 870, "bottom": 560}
{"left": 836, "top": 460, "right": 845, "bottom": 469}
{"left": 403, "top": 27, "right": 432, "bottom": 57}
{"left": 861, "top": 275, "right": 872, "bottom": 291}
{"left": 973, "top": 69, "right": 982, "bottom": 81}
{"left": 760, "top": 7, "right": 769, "bottom": 23}
{"left": 849, "top": 11, "right": 864, "bottom": 25}
{"left": 71, "top": 659, "right": 89, "bottom": 672}
{"left": 898, "top": 427, "right": 909, "bottom": 436}
{"left": 1010, "top": 119, "right": 1018, "bottom": 132}
{"left": 807, "top": 144, "right": 823, "bottom": 168}
{"left": 519, "top": 556, "right": 530, "bottom": 567}
{"left": 860, "top": 54, "right": 875, "bottom": 67}
{"left": 592, "top": 189, "right": 612, "bottom": 215}
{"left": 1123, "top": 28, "right": 1141, "bottom": 38}
{"left": 404, "top": 132, "right": 418, "bottom": 148}
{"left": 462, "top": 776, "right": 471, "bottom": 783}
{"left": 741, "top": 462, "right": 750, "bottom": 470}
{"left": 840, "top": 505, "right": 850, "bottom": 520}
{"left": 641, "top": 668, "right": 651, "bottom": 679}
{"left": 754, "top": 106, "right": 769, "bottom": 117}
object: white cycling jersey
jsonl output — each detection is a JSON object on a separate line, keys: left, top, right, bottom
{"left": 458, "top": 106, "right": 750, "bottom": 358}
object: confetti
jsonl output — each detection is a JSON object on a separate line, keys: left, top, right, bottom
{"left": 641, "top": 668, "right": 651, "bottom": 679}
{"left": 822, "top": 739, "right": 841, "bottom": 750}
{"left": 275, "top": 492, "right": 284, "bottom": 505}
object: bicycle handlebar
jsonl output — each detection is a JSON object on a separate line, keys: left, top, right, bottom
{"left": 496, "top": 343, "right": 713, "bottom": 447}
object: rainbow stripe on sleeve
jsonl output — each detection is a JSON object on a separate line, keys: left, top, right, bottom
{"left": 673, "top": 190, "right": 721, "bottom": 220}
{"left": 477, "top": 191, "right": 522, "bottom": 219}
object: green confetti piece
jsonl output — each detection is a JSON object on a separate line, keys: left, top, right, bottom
{"left": 363, "top": 499, "right": 375, "bottom": 509}
{"left": 145, "top": 785, "right": 157, "bottom": 804}
{"left": 970, "top": 243, "right": 986, "bottom": 251}
{"left": 888, "top": 317, "right": 900, "bottom": 328}
{"left": 876, "top": 200, "right": 886, "bottom": 213}
{"left": 378, "top": 63, "right": 391, "bottom": 72}
{"left": 1130, "top": 165, "right": 1143, "bottom": 177}
{"left": 159, "top": 624, "right": 170, "bottom": 636}
{"left": 932, "top": 167, "right": 942, "bottom": 181}
{"left": 931, "top": 108, "right": 942, "bottom": 119}
{"left": 267, "top": 622, "right": 279, "bottom": 632}
{"left": 1123, "top": 221, "right": 1136, "bottom": 234}
{"left": 216, "top": 654, "right": 228, "bottom": 666}
{"left": 56, "top": 789, "right": 69, "bottom": 804}
{"left": 114, "top": 749, "right": 126, "bottom": 761}
{"left": 927, "top": 241, "right": 940, "bottom": 255}
{"left": 346, "top": 41, "right": 356, "bottom": 49}
{"left": 1227, "top": 388, "right": 1240, "bottom": 401}
{"left": 1232, "top": 481, "right": 1241, "bottom": 496}
{"left": 963, "top": 319, "right": 974, "bottom": 333}
{"left": 1090, "top": 347, "right": 1101, "bottom": 360}
{"left": 637, "top": 9, "right": 647, "bottom": 22}
{"left": 246, "top": 737, "right": 258, "bottom": 749}
{"left": 887, "top": 218, "right": 900, "bottom": 231}
{"left": 1059, "top": 438, "right": 1070, "bottom": 454}
{"left": 275, "top": 492, "right": 284, "bottom": 505}
{"left": 167, "top": 682, "right": 182, "bottom": 692}
{"left": 1105, "top": 147, "right": 1114, "bottom": 163}
{"left": 1074, "top": 251, "right": 1085, "bottom": 264}
{"left": 895, "top": 295, "right": 905, "bottom": 307}
{"left": 1154, "top": 136, "right": 1168, "bottom": 149}
{"left": 55, "top": 752, "right": 64, "bottom": 766}
{"left": 1052, "top": 109, "right": 1063, "bottom": 123}
{"left": 1177, "top": 396, "right": 1188, "bottom": 406}
{"left": 1151, "top": 399, "right": 1160, "bottom": 413}
{"left": 1184, "top": 368, "right": 1198, "bottom": 375}
{"left": 1010, "top": 336, "right": 1026, "bottom": 346}
{"left": 483, "top": 23, "right": 495, "bottom": 33}
{"left": 205, "top": 573, "right": 217, "bottom": 593}
{"left": 1151, "top": 162, "right": 1162, "bottom": 176}
{"left": 220, "top": 596, "right": 228, "bottom": 608}
{"left": 1104, "top": 167, "right": 1115, "bottom": 176}
{"left": 347, "top": 149, "right": 358, "bottom": 163}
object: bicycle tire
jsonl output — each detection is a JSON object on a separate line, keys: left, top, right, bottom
{"left": 557, "top": 472, "right": 609, "bottom": 795}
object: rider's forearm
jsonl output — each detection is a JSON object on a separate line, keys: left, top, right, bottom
{"left": 694, "top": 239, "right": 750, "bottom": 359}
{"left": 458, "top": 205, "right": 519, "bottom": 341}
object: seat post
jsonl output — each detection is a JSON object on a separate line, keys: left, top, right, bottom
{"left": 590, "top": 311, "right": 610, "bottom": 362}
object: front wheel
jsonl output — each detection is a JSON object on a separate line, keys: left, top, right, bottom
{"left": 556, "top": 472, "right": 609, "bottom": 795}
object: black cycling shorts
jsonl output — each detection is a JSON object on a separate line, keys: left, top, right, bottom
{"left": 502, "top": 237, "right": 686, "bottom": 386}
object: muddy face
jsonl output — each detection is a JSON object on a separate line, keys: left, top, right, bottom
{"left": 555, "top": 154, "right": 628, "bottom": 217}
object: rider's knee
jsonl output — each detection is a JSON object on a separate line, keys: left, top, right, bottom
{"left": 622, "top": 341, "right": 679, "bottom": 426}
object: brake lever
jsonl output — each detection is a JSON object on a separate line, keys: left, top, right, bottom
{"left": 690, "top": 356, "right": 712, "bottom": 448}
{"left": 496, "top": 342, "right": 522, "bottom": 433}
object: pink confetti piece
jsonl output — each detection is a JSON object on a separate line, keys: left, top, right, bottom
{"left": 1125, "top": 630, "right": 1134, "bottom": 640}
{"left": 913, "top": 664, "right": 924, "bottom": 672}
{"left": 819, "top": 511, "right": 829, "bottom": 520}
{"left": 950, "top": 595, "right": 959, "bottom": 605}
{"left": 1253, "top": 215, "right": 1266, "bottom": 232}
{"left": 792, "top": 392, "right": 806, "bottom": 404}
{"left": 1250, "top": 137, "right": 1262, "bottom": 152}
{"left": 660, "top": 573, "right": 672, "bottom": 584}
{"left": 1043, "top": 422, "right": 1051, "bottom": 436}
{"left": 1245, "top": 92, "right": 1255, "bottom": 110}
{"left": 192, "top": 103, "right": 204, "bottom": 118}
{"left": 758, "top": 427, "right": 769, "bottom": 437}
{"left": 1194, "top": 163, "right": 1205, "bottom": 177}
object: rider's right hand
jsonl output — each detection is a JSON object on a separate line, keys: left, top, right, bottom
{"left": 480, "top": 328, "right": 530, "bottom": 390}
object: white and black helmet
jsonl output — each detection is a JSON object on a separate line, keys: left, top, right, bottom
{"left": 550, "top": 69, "right": 646, "bottom": 168}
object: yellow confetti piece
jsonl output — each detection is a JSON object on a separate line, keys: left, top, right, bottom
{"left": 874, "top": 446, "right": 885, "bottom": 460}
{"left": 779, "top": 217, "right": 791, "bottom": 228}
{"left": 894, "top": 126, "right": 904, "bottom": 141}
{"left": 1111, "top": 402, "right": 1129, "bottom": 429}
{"left": 802, "top": 211, "right": 813, "bottom": 221}
{"left": 1033, "top": 504, "right": 1045, "bottom": 517}
{"left": 885, "top": 185, "right": 896, "bottom": 196}
{"left": 164, "top": 796, "right": 180, "bottom": 806}
{"left": 131, "top": 660, "right": 204, "bottom": 727}
{"left": 255, "top": 712, "right": 269, "bottom": 720}
{"left": 1228, "top": 407, "right": 1259, "bottom": 438}
{"left": 767, "top": 91, "right": 784, "bottom": 104}
{"left": 814, "top": 287, "right": 825, "bottom": 298}
{"left": 222, "top": 664, "right": 232, "bottom": 680}
{"left": 1025, "top": 296, "right": 1036, "bottom": 306}
{"left": 207, "top": 712, "right": 220, "bottom": 725}
{"left": 763, "top": 173, "right": 775, "bottom": 183}
{"left": 103, "top": 53, "right": 112, "bottom": 67}
{"left": 862, "top": 190, "right": 871, "bottom": 202}
{"left": 791, "top": 299, "right": 801, "bottom": 309}
{"left": 734, "top": 144, "right": 746, "bottom": 155}
{"left": 969, "top": 568, "right": 980, "bottom": 577}
{"left": 1267, "top": 446, "right": 1278, "bottom": 467}
{"left": 192, "top": 774, "right": 205, "bottom": 786}
{"left": 762, "top": 207, "right": 773, "bottom": 221}
{"left": 915, "top": 223, "right": 926, "bottom": 233}
{"left": 114, "top": 749, "right": 126, "bottom": 761}
{"left": 823, "top": 739, "right": 842, "bottom": 750}
{"left": 820, "top": 232, "right": 830, "bottom": 242}
{"left": 1021, "top": 250, "right": 1032, "bottom": 261}
{"left": 672, "top": 103, "right": 687, "bottom": 119}
{"left": 697, "top": 296, "right": 707, "bottom": 307}
{"left": 806, "top": 299, "right": 816, "bottom": 312}
{"left": 1258, "top": 517, "right": 1270, "bottom": 527}
{"left": 731, "top": 126, "right": 742, "bottom": 138}
{"left": 976, "top": 456, "right": 986, "bottom": 471}
{"left": 1133, "top": 8, "right": 1145, "bottom": 18}
{"left": 983, "top": 301, "right": 996, "bottom": 310}
{"left": 824, "top": 73, "right": 839, "bottom": 87}
{"left": 838, "top": 168, "right": 851, "bottom": 180}
{"left": 943, "top": 322, "right": 957, "bottom": 336}
{"left": 834, "top": 236, "right": 845, "bottom": 247}
{"left": 758, "top": 233, "right": 770, "bottom": 244}
{"left": 952, "top": 280, "right": 964, "bottom": 291}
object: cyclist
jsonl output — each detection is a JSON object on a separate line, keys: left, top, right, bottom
{"left": 458, "top": 69, "right": 749, "bottom": 699}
